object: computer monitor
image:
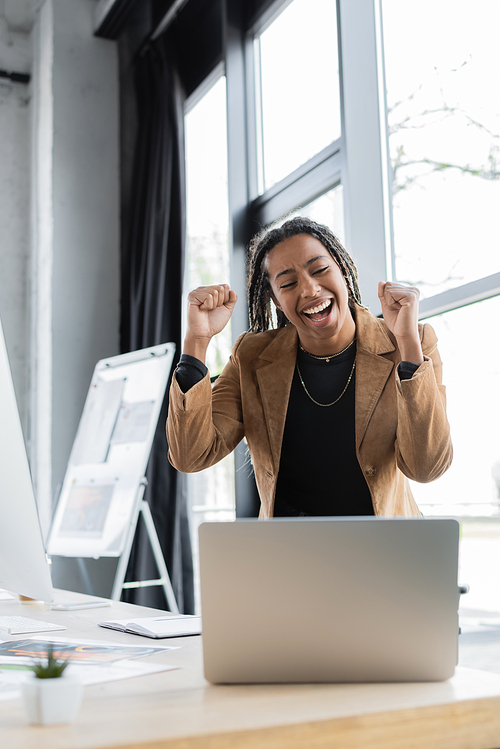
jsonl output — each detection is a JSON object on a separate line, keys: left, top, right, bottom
{"left": 0, "top": 314, "right": 53, "bottom": 602}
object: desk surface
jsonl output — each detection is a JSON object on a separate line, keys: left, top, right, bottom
{"left": 1, "top": 589, "right": 500, "bottom": 749}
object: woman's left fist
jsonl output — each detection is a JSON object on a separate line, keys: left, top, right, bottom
{"left": 378, "top": 282, "right": 423, "bottom": 364}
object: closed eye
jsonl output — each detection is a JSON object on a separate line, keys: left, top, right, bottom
{"left": 313, "top": 267, "right": 329, "bottom": 275}
{"left": 280, "top": 281, "right": 297, "bottom": 289}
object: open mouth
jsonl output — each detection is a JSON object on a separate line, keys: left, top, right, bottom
{"left": 302, "top": 299, "right": 333, "bottom": 322}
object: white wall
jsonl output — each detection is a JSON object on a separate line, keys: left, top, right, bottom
{"left": 0, "top": 0, "right": 120, "bottom": 534}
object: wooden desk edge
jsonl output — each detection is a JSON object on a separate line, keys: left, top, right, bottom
{"left": 106, "top": 694, "right": 500, "bottom": 749}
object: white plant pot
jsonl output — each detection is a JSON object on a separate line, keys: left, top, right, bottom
{"left": 21, "top": 672, "right": 83, "bottom": 725}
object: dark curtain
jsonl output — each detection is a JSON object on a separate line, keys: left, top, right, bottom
{"left": 120, "top": 36, "right": 194, "bottom": 614}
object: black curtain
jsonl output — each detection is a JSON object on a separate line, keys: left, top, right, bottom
{"left": 120, "top": 36, "right": 194, "bottom": 614}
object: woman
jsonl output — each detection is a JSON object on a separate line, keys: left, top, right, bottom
{"left": 167, "top": 217, "right": 452, "bottom": 517}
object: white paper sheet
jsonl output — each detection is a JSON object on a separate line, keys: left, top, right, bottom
{"left": 71, "top": 378, "right": 126, "bottom": 465}
{"left": 0, "top": 634, "right": 180, "bottom": 701}
{"left": 0, "top": 660, "right": 177, "bottom": 702}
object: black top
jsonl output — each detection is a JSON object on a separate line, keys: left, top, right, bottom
{"left": 273, "top": 343, "right": 374, "bottom": 517}
{"left": 175, "top": 347, "right": 419, "bottom": 517}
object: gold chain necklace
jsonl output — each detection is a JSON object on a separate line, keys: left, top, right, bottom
{"left": 298, "top": 337, "right": 356, "bottom": 363}
{"left": 296, "top": 359, "right": 356, "bottom": 407}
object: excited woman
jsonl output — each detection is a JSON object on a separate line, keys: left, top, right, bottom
{"left": 166, "top": 216, "right": 452, "bottom": 517}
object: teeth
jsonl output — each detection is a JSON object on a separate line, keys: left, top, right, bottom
{"left": 303, "top": 300, "right": 331, "bottom": 315}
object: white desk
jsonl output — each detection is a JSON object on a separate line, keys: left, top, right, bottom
{"left": 1, "top": 589, "right": 500, "bottom": 749}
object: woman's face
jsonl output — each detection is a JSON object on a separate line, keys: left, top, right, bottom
{"left": 265, "top": 233, "right": 355, "bottom": 354}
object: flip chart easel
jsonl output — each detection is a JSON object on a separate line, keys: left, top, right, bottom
{"left": 47, "top": 343, "right": 179, "bottom": 612}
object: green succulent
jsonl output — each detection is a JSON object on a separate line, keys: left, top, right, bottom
{"left": 31, "top": 644, "right": 69, "bottom": 679}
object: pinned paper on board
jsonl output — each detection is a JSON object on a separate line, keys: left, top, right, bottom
{"left": 111, "top": 400, "right": 155, "bottom": 445}
{"left": 71, "top": 379, "right": 125, "bottom": 465}
{"left": 58, "top": 484, "right": 115, "bottom": 538}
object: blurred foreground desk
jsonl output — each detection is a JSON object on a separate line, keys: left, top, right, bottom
{"left": 1, "top": 590, "right": 500, "bottom": 749}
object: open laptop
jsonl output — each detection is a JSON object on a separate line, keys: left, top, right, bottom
{"left": 199, "top": 517, "right": 460, "bottom": 683}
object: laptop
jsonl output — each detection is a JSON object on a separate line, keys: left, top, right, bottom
{"left": 198, "top": 517, "right": 460, "bottom": 684}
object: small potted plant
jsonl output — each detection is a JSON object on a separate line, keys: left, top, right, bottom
{"left": 21, "top": 645, "right": 83, "bottom": 725}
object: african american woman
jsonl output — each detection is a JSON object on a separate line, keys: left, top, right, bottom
{"left": 166, "top": 217, "right": 452, "bottom": 518}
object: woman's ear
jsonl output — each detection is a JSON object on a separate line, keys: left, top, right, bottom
{"left": 270, "top": 293, "right": 282, "bottom": 311}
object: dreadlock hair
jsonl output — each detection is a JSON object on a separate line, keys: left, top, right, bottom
{"left": 247, "top": 216, "right": 363, "bottom": 333}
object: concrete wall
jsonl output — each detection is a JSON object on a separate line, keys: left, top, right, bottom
{"left": 50, "top": 0, "right": 121, "bottom": 512}
{"left": 0, "top": 0, "right": 120, "bottom": 535}
{"left": 0, "top": 16, "right": 32, "bottom": 435}
{"left": 32, "top": 0, "right": 120, "bottom": 531}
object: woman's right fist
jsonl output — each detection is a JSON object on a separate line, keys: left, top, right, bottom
{"left": 186, "top": 284, "right": 237, "bottom": 342}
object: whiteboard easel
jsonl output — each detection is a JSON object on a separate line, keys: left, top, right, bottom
{"left": 110, "top": 486, "right": 179, "bottom": 612}
{"left": 47, "top": 343, "right": 178, "bottom": 611}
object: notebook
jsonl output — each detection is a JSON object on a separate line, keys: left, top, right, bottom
{"left": 199, "top": 517, "right": 460, "bottom": 684}
{"left": 99, "top": 614, "right": 202, "bottom": 639}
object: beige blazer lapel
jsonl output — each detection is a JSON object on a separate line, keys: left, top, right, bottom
{"left": 252, "top": 308, "right": 396, "bottom": 465}
{"left": 354, "top": 306, "right": 396, "bottom": 449}
{"left": 255, "top": 326, "right": 297, "bottom": 473}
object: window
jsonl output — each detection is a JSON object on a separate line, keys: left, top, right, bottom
{"left": 382, "top": 0, "right": 500, "bottom": 298}
{"left": 249, "top": 0, "right": 344, "bottom": 236}
{"left": 380, "top": 0, "right": 500, "bottom": 513}
{"left": 410, "top": 295, "right": 500, "bottom": 518}
{"left": 185, "top": 73, "right": 232, "bottom": 375}
{"left": 254, "top": 0, "right": 341, "bottom": 193}
{"left": 380, "top": 0, "right": 500, "bottom": 613}
{"left": 291, "top": 185, "right": 345, "bottom": 244}
{"left": 174, "top": 0, "right": 500, "bottom": 616}
{"left": 184, "top": 72, "right": 235, "bottom": 612}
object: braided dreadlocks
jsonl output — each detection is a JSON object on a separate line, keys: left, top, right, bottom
{"left": 247, "top": 216, "right": 363, "bottom": 333}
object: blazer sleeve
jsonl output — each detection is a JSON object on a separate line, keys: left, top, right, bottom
{"left": 166, "top": 334, "right": 247, "bottom": 473}
{"left": 393, "top": 323, "right": 453, "bottom": 482}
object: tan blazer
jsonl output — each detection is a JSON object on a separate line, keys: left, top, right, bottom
{"left": 167, "top": 305, "right": 452, "bottom": 518}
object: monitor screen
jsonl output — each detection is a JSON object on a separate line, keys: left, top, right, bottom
{"left": 0, "top": 315, "right": 53, "bottom": 602}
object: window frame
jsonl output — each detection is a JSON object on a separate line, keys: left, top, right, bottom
{"left": 240, "top": 0, "right": 392, "bottom": 313}
{"left": 221, "top": 0, "right": 394, "bottom": 512}
{"left": 375, "top": 0, "right": 500, "bottom": 323}
{"left": 214, "top": 0, "right": 500, "bottom": 516}
{"left": 375, "top": 0, "right": 500, "bottom": 519}
{"left": 245, "top": 0, "right": 343, "bottom": 207}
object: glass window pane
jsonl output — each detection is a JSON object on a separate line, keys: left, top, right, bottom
{"left": 292, "top": 184, "right": 345, "bottom": 244}
{"left": 411, "top": 295, "right": 500, "bottom": 518}
{"left": 257, "top": 0, "right": 341, "bottom": 192}
{"left": 184, "top": 77, "right": 235, "bottom": 614}
{"left": 185, "top": 77, "right": 232, "bottom": 375}
{"left": 382, "top": 0, "right": 500, "bottom": 298}
{"left": 414, "top": 296, "right": 500, "bottom": 614}
{"left": 187, "top": 456, "right": 236, "bottom": 614}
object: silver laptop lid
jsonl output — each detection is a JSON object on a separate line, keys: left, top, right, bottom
{"left": 199, "top": 517, "right": 460, "bottom": 684}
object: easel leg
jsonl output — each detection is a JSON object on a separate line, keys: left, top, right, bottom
{"left": 140, "top": 501, "right": 179, "bottom": 614}
{"left": 110, "top": 484, "right": 145, "bottom": 601}
{"left": 77, "top": 558, "right": 95, "bottom": 596}
{"left": 111, "top": 487, "right": 180, "bottom": 613}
